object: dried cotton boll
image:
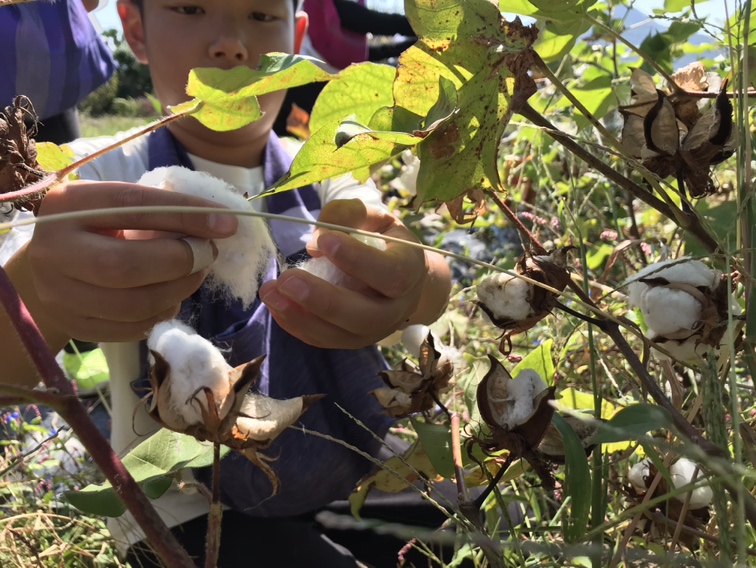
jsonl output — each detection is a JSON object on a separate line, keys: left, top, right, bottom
{"left": 138, "top": 166, "right": 276, "bottom": 308}
{"left": 499, "top": 369, "right": 549, "bottom": 430}
{"left": 297, "top": 232, "right": 387, "bottom": 288}
{"left": 669, "top": 458, "right": 713, "bottom": 509}
{"left": 147, "top": 320, "right": 232, "bottom": 427}
{"left": 476, "top": 273, "right": 532, "bottom": 322}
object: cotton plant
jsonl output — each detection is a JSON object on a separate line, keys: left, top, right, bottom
{"left": 146, "top": 320, "right": 323, "bottom": 492}
{"left": 138, "top": 166, "right": 277, "bottom": 308}
{"left": 625, "top": 258, "right": 741, "bottom": 362}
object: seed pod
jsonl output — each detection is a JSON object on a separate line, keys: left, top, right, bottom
{"left": 0, "top": 96, "right": 44, "bottom": 212}
{"left": 371, "top": 332, "right": 454, "bottom": 417}
{"left": 476, "top": 248, "right": 572, "bottom": 353}
{"left": 147, "top": 320, "right": 323, "bottom": 494}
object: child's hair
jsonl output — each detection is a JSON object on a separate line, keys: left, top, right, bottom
{"left": 130, "top": 0, "right": 304, "bottom": 13}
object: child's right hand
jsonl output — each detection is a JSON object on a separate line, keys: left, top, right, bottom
{"left": 24, "top": 180, "right": 238, "bottom": 342}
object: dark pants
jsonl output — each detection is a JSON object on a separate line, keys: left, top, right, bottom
{"left": 33, "top": 107, "right": 81, "bottom": 145}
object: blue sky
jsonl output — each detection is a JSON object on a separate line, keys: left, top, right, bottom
{"left": 90, "top": 0, "right": 732, "bottom": 33}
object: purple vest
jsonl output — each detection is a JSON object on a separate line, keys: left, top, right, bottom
{"left": 0, "top": 1, "right": 115, "bottom": 119}
{"left": 143, "top": 128, "right": 392, "bottom": 517}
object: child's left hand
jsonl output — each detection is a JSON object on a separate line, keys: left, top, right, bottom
{"left": 259, "top": 199, "right": 450, "bottom": 349}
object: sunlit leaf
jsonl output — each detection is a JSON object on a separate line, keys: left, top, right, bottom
{"left": 512, "top": 339, "right": 555, "bottom": 385}
{"left": 589, "top": 404, "right": 673, "bottom": 445}
{"left": 65, "top": 429, "right": 229, "bottom": 517}
{"left": 411, "top": 418, "right": 455, "bottom": 479}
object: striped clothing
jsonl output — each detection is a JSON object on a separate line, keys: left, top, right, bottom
{"left": 0, "top": 0, "right": 115, "bottom": 119}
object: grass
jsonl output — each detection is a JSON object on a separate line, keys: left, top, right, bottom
{"left": 78, "top": 115, "right": 151, "bottom": 139}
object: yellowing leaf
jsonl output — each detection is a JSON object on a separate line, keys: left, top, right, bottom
{"left": 35, "top": 142, "right": 76, "bottom": 176}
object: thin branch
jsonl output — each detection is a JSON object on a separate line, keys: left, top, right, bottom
{"left": 205, "top": 442, "right": 223, "bottom": 568}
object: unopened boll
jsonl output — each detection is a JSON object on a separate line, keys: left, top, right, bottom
{"left": 147, "top": 320, "right": 232, "bottom": 427}
{"left": 297, "top": 233, "right": 386, "bottom": 288}
{"left": 138, "top": 166, "right": 276, "bottom": 308}
{"left": 476, "top": 273, "right": 532, "bottom": 322}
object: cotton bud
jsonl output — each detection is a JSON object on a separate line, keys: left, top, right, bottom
{"left": 371, "top": 332, "right": 454, "bottom": 418}
{"left": 297, "top": 232, "right": 386, "bottom": 289}
{"left": 476, "top": 248, "right": 572, "bottom": 353}
{"left": 625, "top": 258, "right": 740, "bottom": 361}
{"left": 146, "top": 320, "right": 323, "bottom": 493}
{"left": 138, "top": 166, "right": 276, "bottom": 308}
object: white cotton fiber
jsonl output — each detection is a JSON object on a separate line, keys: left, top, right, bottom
{"left": 147, "top": 319, "right": 232, "bottom": 426}
{"left": 138, "top": 166, "right": 276, "bottom": 308}
{"left": 476, "top": 273, "right": 532, "bottom": 321}
{"left": 669, "top": 457, "right": 713, "bottom": 509}
{"left": 641, "top": 287, "right": 702, "bottom": 336}
{"left": 628, "top": 459, "right": 651, "bottom": 494}
{"left": 501, "top": 369, "right": 548, "bottom": 429}
{"left": 296, "top": 232, "right": 387, "bottom": 287}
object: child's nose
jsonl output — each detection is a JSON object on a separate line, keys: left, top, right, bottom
{"left": 208, "top": 27, "right": 249, "bottom": 63}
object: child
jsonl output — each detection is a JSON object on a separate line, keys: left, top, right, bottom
{"left": 0, "top": 0, "right": 451, "bottom": 565}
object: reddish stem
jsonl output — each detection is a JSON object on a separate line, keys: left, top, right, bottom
{"left": 0, "top": 267, "right": 194, "bottom": 567}
{"left": 205, "top": 442, "right": 223, "bottom": 568}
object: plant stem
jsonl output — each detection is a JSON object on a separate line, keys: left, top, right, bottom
{"left": 0, "top": 267, "right": 195, "bottom": 568}
{"left": 205, "top": 442, "right": 223, "bottom": 568}
{"left": 517, "top": 103, "right": 720, "bottom": 254}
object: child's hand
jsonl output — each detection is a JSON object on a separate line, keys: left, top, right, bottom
{"left": 24, "top": 180, "right": 238, "bottom": 342}
{"left": 260, "top": 199, "right": 451, "bottom": 349}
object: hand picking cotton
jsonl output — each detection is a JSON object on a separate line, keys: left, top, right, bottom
{"left": 297, "top": 232, "right": 386, "bottom": 288}
{"left": 138, "top": 166, "right": 276, "bottom": 308}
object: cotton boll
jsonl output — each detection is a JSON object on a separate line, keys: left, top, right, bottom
{"left": 147, "top": 319, "right": 232, "bottom": 426}
{"left": 641, "top": 287, "right": 702, "bottom": 336}
{"left": 650, "top": 333, "right": 703, "bottom": 362}
{"left": 630, "top": 258, "right": 719, "bottom": 289}
{"left": 502, "top": 369, "right": 548, "bottom": 429}
{"left": 138, "top": 166, "right": 276, "bottom": 308}
{"left": 402, "top": 325, "right": 431, "bottom": 358}
{"left": 476, "top": 273, "right": 532, "bottom": 321}
{"left": 628, "top": 459, "right": 651, "bottom": 494}
{"left": 669, "top": 458, "right": 713, "bottom": 509}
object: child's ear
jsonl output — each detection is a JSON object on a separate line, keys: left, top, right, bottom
{"left": 294, "top": 12, "right": 308, "bottom": 55}
{"left": 118, "top": 0, "right": 148, "bottom": 64}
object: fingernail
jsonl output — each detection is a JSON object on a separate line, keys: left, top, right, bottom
{"left": 317, "top": 233, "right": 341, "bottom": 257}
{"left": 279, "top": 277, "right": 309, "bottom": 302}
{"left": 261, "top": 289, "right": 290, "bottom": 312}
{"left": 207, "top": 213, "right": 236, "bottom": 235}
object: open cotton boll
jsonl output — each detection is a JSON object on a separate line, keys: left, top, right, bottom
{"left": 297, "top": 232, "right": 387, "bottom": 287}
{"left": 501, "top": 369, "right": 549, "bottom": 429}
{"left": 476, "top": 273, "right": 532, "bottom": 322}
{"left": 138, "top": 166, "right": 276, "bottom": 308}
{"left": 630, "top": 258, "right": 719, "bottom": 289}
{"left": 628, "top": 459, "right": 651, "bottom": 494}
{"left": 669, "top": 458, "right": 713, "bottom": 509}
{"left": 147, "top": 319, "right": 232, "bottom": 426}
{"left": 641, "top": 287, "right": 702, "bottom": 336}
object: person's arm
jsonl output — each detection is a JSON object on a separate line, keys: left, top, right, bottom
{"left": 1, "top": 180, "right": 238, "bottom": 386}
{"left": 333, "top": 0, "right": 415, "bottom": 37}
{"left": 259, "top": 199, "right": 451, "bottom": 349}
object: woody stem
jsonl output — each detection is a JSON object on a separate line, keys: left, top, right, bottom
{"left": 205, "top": 442, "right": 223, "bottom": 568}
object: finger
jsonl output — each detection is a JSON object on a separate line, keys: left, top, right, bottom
{"left": 40, "top": 181, "right": 238, "bottom": 238}
{"left": 313, "top": 230, "right": 425, "bottom": 299}
{"left": 65, "top": 305, "right": 184, "bottom": 343}
{"left": 40, "top": 271, "right": 208, "bottom": 323}
{"left": 260, "top": 270, "right": 413, "bottom": 337}
{"left": 30, "top": 232, "right": 215, "bottom": 288}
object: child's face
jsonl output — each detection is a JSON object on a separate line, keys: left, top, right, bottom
{"left": 119, "top": 0, "right": 306, "bottom": 154}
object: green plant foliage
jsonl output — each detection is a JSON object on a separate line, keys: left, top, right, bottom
{"left": 512, "top": 339, "right": 555, "bottom": 384}
{"left": 552, "top": 412, "right": 591, "bottom": 542}
{"left": 65, "top": 430, "right": 228, "bottom": 517}
{"left": 411, "top": 418, "right": 456, "bottom": 478}
{"left": 589, "top": 404, "right": 673, "bottom": 445}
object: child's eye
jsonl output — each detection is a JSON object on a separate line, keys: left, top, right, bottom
{"left": 172, "top": 6, "right": 204, "bottom": 16}
{"left": 250, "top": 12, "right": 276, "bottom": 22}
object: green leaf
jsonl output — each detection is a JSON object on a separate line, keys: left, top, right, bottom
{"left": 512, "top": 340, "right": 555, "bottom": 385}
{"left": 664, "top": 0, "right": 697, "bottom": 11}
{"left": 310, "top": 62, "right": 396, "bottom": 134}
{"left": 411, "top": 418, "right": 456, "bottom": 479}
{"left": 35, "top": 142, "right": 75, "bottom": 174}
{"left": 589, "top": 404, "right": 673, "bottom": 445}
{"left": 65, "top": 430, "right": 228, "bottom": 517}
{"left": 552, "top": 413, "right": 591, "bottom": 542}
{"left": 270, "top": 118, "right": 419, "bottom": 193}
{"left": 179, "top": 54, "right": 333, "bottom": 132}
